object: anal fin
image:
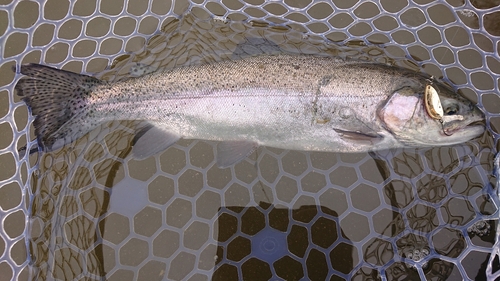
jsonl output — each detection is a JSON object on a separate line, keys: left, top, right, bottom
{"left": 216, "top": 141, "right": 258, "bottom": 168}
{"left": 132, "top": 122, "right": 180, "bottom": 160}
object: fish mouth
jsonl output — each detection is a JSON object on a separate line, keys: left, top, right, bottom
{"left": 443, "top": 120, "right": 485, "bottom": 138}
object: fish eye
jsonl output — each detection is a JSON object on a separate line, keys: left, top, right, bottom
{"left": 444, "top": 106, "right": 458, "bottom": 115}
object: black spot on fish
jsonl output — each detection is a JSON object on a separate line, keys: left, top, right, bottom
{"left": 319, "top": 75, "right": 333, "bottom": 87}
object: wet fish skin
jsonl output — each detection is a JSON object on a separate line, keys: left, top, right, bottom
{"left": 14, "top": 54, "right": 484, "bottom": 166}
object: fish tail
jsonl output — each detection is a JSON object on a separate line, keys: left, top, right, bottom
{"left": 14, "top": 63, "right": 103, "bottom": 155}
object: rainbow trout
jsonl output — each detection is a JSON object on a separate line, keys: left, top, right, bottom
{"left": 14, "top": 54, "right": 484, "bottom": 166}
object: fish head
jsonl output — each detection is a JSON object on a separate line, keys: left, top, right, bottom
{"left": 379, "top": 84, "right": 485, "bottom": 147}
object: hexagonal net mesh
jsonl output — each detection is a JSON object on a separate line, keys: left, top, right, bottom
{"left": 0, "top": 0, "right": 500, "bottom": 280}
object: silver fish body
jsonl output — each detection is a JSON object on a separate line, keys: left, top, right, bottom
{"left": 15, "top": 54, "right": 484, "bottom": 166}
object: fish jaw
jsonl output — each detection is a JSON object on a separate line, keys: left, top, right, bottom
{"left": 403, "top": 122, "right": 484, "bottom": 148}
{"left": 439, "top": 105, "right": 485, "bottom": 145}
{"left": 442, "top": 124, "right": 485, "bottom": 145}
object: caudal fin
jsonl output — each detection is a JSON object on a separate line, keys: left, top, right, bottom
{"left": 14, "top": 64, "right": 103, "bottom": 155}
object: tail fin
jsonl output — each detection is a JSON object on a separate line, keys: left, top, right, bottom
{"left": 14, "top": 64, "right": 103, "bottom": 155}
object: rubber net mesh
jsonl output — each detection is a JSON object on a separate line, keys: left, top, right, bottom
{"left": 0, "top": 0, "right": 500, "bottom": 280}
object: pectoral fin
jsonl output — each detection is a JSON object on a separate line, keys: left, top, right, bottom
{"left": 132, "top": 123, "right": 180, "bottom": 159}
{"left": 333, "top": 128, "right": 383, "bottom": 145}
{"left": 216, "top": 141, "right": 258, "bottom": 167}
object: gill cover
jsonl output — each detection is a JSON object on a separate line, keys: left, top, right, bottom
{"left": 378, "top": 87, "right": 420, "bottom": 135}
